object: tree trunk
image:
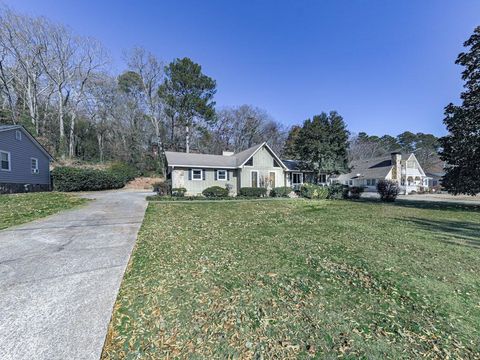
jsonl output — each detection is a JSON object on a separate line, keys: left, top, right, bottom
{"left": 57, "top": 87, "right": 65, "bottom": 157}
{"left": 68, "top": 111, "right": 76, "bottom": 158}
{"left": 186, "top": 125, "right": 190, "bottom": 153}
{"left": 97, "top": 133, "right": 104, "bottom": 163}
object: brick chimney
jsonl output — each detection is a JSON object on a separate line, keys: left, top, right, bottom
{"left": 391, "top": 152, "right": 402, "bottom": 184}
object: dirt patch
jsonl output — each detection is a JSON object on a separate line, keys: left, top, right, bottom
{"left": 125, "top": 177, "right": 164, "bottom": 190}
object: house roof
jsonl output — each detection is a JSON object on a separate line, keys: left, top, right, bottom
{"left": 281, "top": 159, "right": 314, "bottom": 172}
{"left": 165, "top": 142, "right": 287, "bottom": 169}
{"left": 0, "top": 125, "right": 53, "bottom": 160}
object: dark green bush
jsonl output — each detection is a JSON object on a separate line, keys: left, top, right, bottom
{"left": 376, "top": 180, "right": 400, "bottom": 202}
{"left": 52, "top": 166, "right": 127, "bottom": 192}
{"left": 202, "top": 186, "right": 229, "bottom": 198}
{"left": 300, "top": 183, "right": 329, "bottom": 199}
{"left": 328, "top": 183, "right": 349, "bottom": 199}
{"left": 153, "top": 181, "right": 170, "bottom": 195}
{"left": 109, "top": 162, "right": 138, "bottom": 184}
{"left": 239, "top": 187, "right": 268, "bottom": 197}
{"left": 270, "top": 186, "right": 292, "bottom": 197}
{"left": 348, "top": 186, "right": 365, "bottom": 199}
{"left": 172, "top": 187, "right": 187, "bottom": 197}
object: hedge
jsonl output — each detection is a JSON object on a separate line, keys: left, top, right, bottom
{"left": 202, "top": 186, "right": 229, "bottom": 198}
{"left": 239, "top": 187, "right": 268, "bottom": 197}
{"left": 328, "top": 183, "right": 349, "bottom": 200}
{"left": 300, "top": 183, "right": 329, "bottom": 199}
{"left": 348, "top": 186, "right": 365, "bottom": 199}
{"left": 270, "top": 186, "right": 292, "bottom": 197}
{"left": 52, "top": 163, "right": 137, "bottom": 192}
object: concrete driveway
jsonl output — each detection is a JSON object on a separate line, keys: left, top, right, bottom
{"left": 0, "top": 190, "right": 151, "bottom": 360}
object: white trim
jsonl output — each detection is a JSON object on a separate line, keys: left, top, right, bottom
{"left": 15, "top": 130, "right": 22, "bottom": 140}
{"left": 31, "top": 157, "right": 39, "bottom": 174}
{"left": 292, "top": 172, "right": 303, "bottom": 185}
{"left": 250, "top": 170, "right": 259, "bottom": 187}
{"left": 217, "top": 169, "right": 227, "bottom": 181}
{"left": 169, "top": 164, "right": 237, "bottom": 169}
{"left": 0, "top": 150, "right": 11, "bottom": 171}
{"left": 239, "top": 142, "right": 288, "bottom": 170}
{"left": 192, "top": 168, "right": 203, "bottom": 181}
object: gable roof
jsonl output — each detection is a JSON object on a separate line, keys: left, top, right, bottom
{"left": 0, "top": 125, "right": 53, "bottom": 160}
{"left": 336, "top": 155, "right": 395, "bottom": 181}
{"left": 165, "top": 142, "right": 287, "bottom": 169}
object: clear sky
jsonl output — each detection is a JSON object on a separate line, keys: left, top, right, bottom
{"left": 5, "top": 0, "right": 480, "bottom": 136}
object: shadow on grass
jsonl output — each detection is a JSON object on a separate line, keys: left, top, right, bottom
{"left": 356, "top": 197, "right": 480, "bottom": 213}
{"left": 401, "top": 217, "right": 480, "bottom": 249}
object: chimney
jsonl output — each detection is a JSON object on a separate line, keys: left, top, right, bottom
{"left": 391, "top": 152, "right": 402, "bottom": 183}
{"left": 222, "top": 151, "right": 234, "bottom": 156}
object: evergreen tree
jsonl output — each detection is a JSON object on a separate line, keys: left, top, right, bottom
{"left": 440, "top": 26, "right": 480, "bottom": 195}
{"left": 158, "top": 58, "right": 216, "bottom": 153}
{"left": 295, "top": 111, "right": 349, "bottom": 179}
{"left": 283, "top": 125, "right": 301, "bottom": 159}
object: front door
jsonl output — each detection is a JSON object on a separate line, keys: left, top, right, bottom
{"left": 270, "top": 172, "right": 276, "bottom": 188}
{"left": 251, "top": 171, "right": 258, "bottom": 188}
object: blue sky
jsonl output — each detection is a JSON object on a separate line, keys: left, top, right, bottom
{"left": 5, "top": 0, "right": 480, "bottom": 136}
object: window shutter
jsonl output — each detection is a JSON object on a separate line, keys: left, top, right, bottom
{"left": 214, "top": 169, "right": 217, "bottom": 181}
{"left": 203, "top": 169, "right": 206, "bottom": 180}
{"left": 227, "top": 170, "right": 230, "bottom": 180}
{"left": 188, "top": 169, "right": 192, "bottom": 180}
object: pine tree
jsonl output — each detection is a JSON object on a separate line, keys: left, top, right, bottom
{"left": 283, "top": 125, "right": 301, "bottom": 159}
{"left": 295, "top": 111, "right": 349, "bottom": 179}
{"left": 440, "top": 26, "right": 480, "bottom": 195}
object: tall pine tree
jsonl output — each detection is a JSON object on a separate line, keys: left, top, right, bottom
{"left": 440, "top": 26, "right": 480, "bottom": 195}
{"left": 295, "top": 111, "right": 349, "bottom": 180}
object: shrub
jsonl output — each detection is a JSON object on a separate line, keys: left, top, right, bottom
{"left": 376, "top": 180, "right": 400, "bottom": 202}
{"left": 52, "top": 166, "right": 126, "bottom": 192}
{"left": 202, "top": 186, "right": 229, "bottom": 198}
{"left": 239, "top": 187, "right": 268, "bottom": 197}
{"left": 328, "top": 183, "right": 349, "bottom": 199}
{"left": 172, "top": 187, "right": 187, "bottom": 197}
{"left": 109, "top": 162, "right": 138, "bottom": 184}
{"left": 348, "top": 186, "right": 365, "bottom": 199}
{"left": 153, "top": 181, "right": 171, "bottom": 196}
{"left": 270, "top": 186, "right": 292, "bottom": 198}
{"left": 300, "top": 183, "right": 328, "bottom": 199}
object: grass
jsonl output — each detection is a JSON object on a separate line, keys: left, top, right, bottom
{"left": 0, "top": 192, "right": 88, "bottom": 230}
{"left": 102, "top": 199, "right": 480, "bottom": 359}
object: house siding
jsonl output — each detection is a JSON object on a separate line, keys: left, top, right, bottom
{"left": 239, "top": 147, "right": 285, "bottom": 190}
{"left": 172, "top": 167, "right": 239, "bottom": 196}
{"left": 0, "top": 129, "right": 51, "bottom": 186}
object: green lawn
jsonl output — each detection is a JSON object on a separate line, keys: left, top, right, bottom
{"left": 103, "top": 199, "right": 480, "bottom": 359}
{"left": 0, "top": 192, "right": 87, "bottom": 230}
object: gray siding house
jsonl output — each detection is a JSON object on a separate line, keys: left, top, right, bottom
{"left": 0, "top": 125, "right": 53, "bottom": 194}
{"left": 165, "top": 143, "right": 292, "bottom": 196}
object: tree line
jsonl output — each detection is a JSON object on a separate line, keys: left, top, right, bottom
{"left": 0, "top": 6, "right": 287, "bottom": 173}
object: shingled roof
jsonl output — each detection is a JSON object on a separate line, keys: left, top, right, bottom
{"left": 336, "top": 154, "right": 411, "bottom": 181}
{"left": 165, "top": 143, "right": 287, "bottom": 169}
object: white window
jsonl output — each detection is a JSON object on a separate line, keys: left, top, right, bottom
{"left": 292, "top": 172, "right": 303, "bottom": 184}
{"left": 0, "top": 151, "right": 10, "bottom": 171}
{"left": 192, "top": 169, "right": 203, "bottom": 180}
{"left": 31, "top": 158, "right": 39, "bottom": 174}
{"left": 217, "top": 169, "right": 227, "bottom": 181}
{"left": 15, "top": 130, "right": 22, "bottom": 141}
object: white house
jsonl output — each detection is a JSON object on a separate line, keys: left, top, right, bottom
{"left": 334, "top": 152, "right": 429, "bottom": 194}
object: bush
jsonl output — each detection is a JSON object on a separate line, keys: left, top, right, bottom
{"left": 153, "top": 181, "right": 171, "bottom": 196}
{"left": 109, "top": 162, "right": 138, "bottom": 184}
{"left": 376, "top": 180, "right": 400, "bottom": 202}
{"left": 172, "top": 187, "right": 187, "bottom": 197}
{"left": 202, "top": 186, "right": 229, "bottom": 198}
{"left": 239, "top": 187, "right": 268, "bottom": 197}
{"left": 328, "top": 183, "right": 349, "bottom": 199}
{"left": 52, "top": 166, "right": 127, "bottom": 192}
{"left": 300, "top": 183, "right": 329, "bottom": 199}
{"left": 270, "top": 186, "right": 292, "bottom": 197}
{"left": 348, "top": 186, "right": 365, "bottom": 199}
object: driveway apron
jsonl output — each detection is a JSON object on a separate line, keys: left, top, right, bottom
{"left": 0, "top": 190, "right": 150, "bottom": 360}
